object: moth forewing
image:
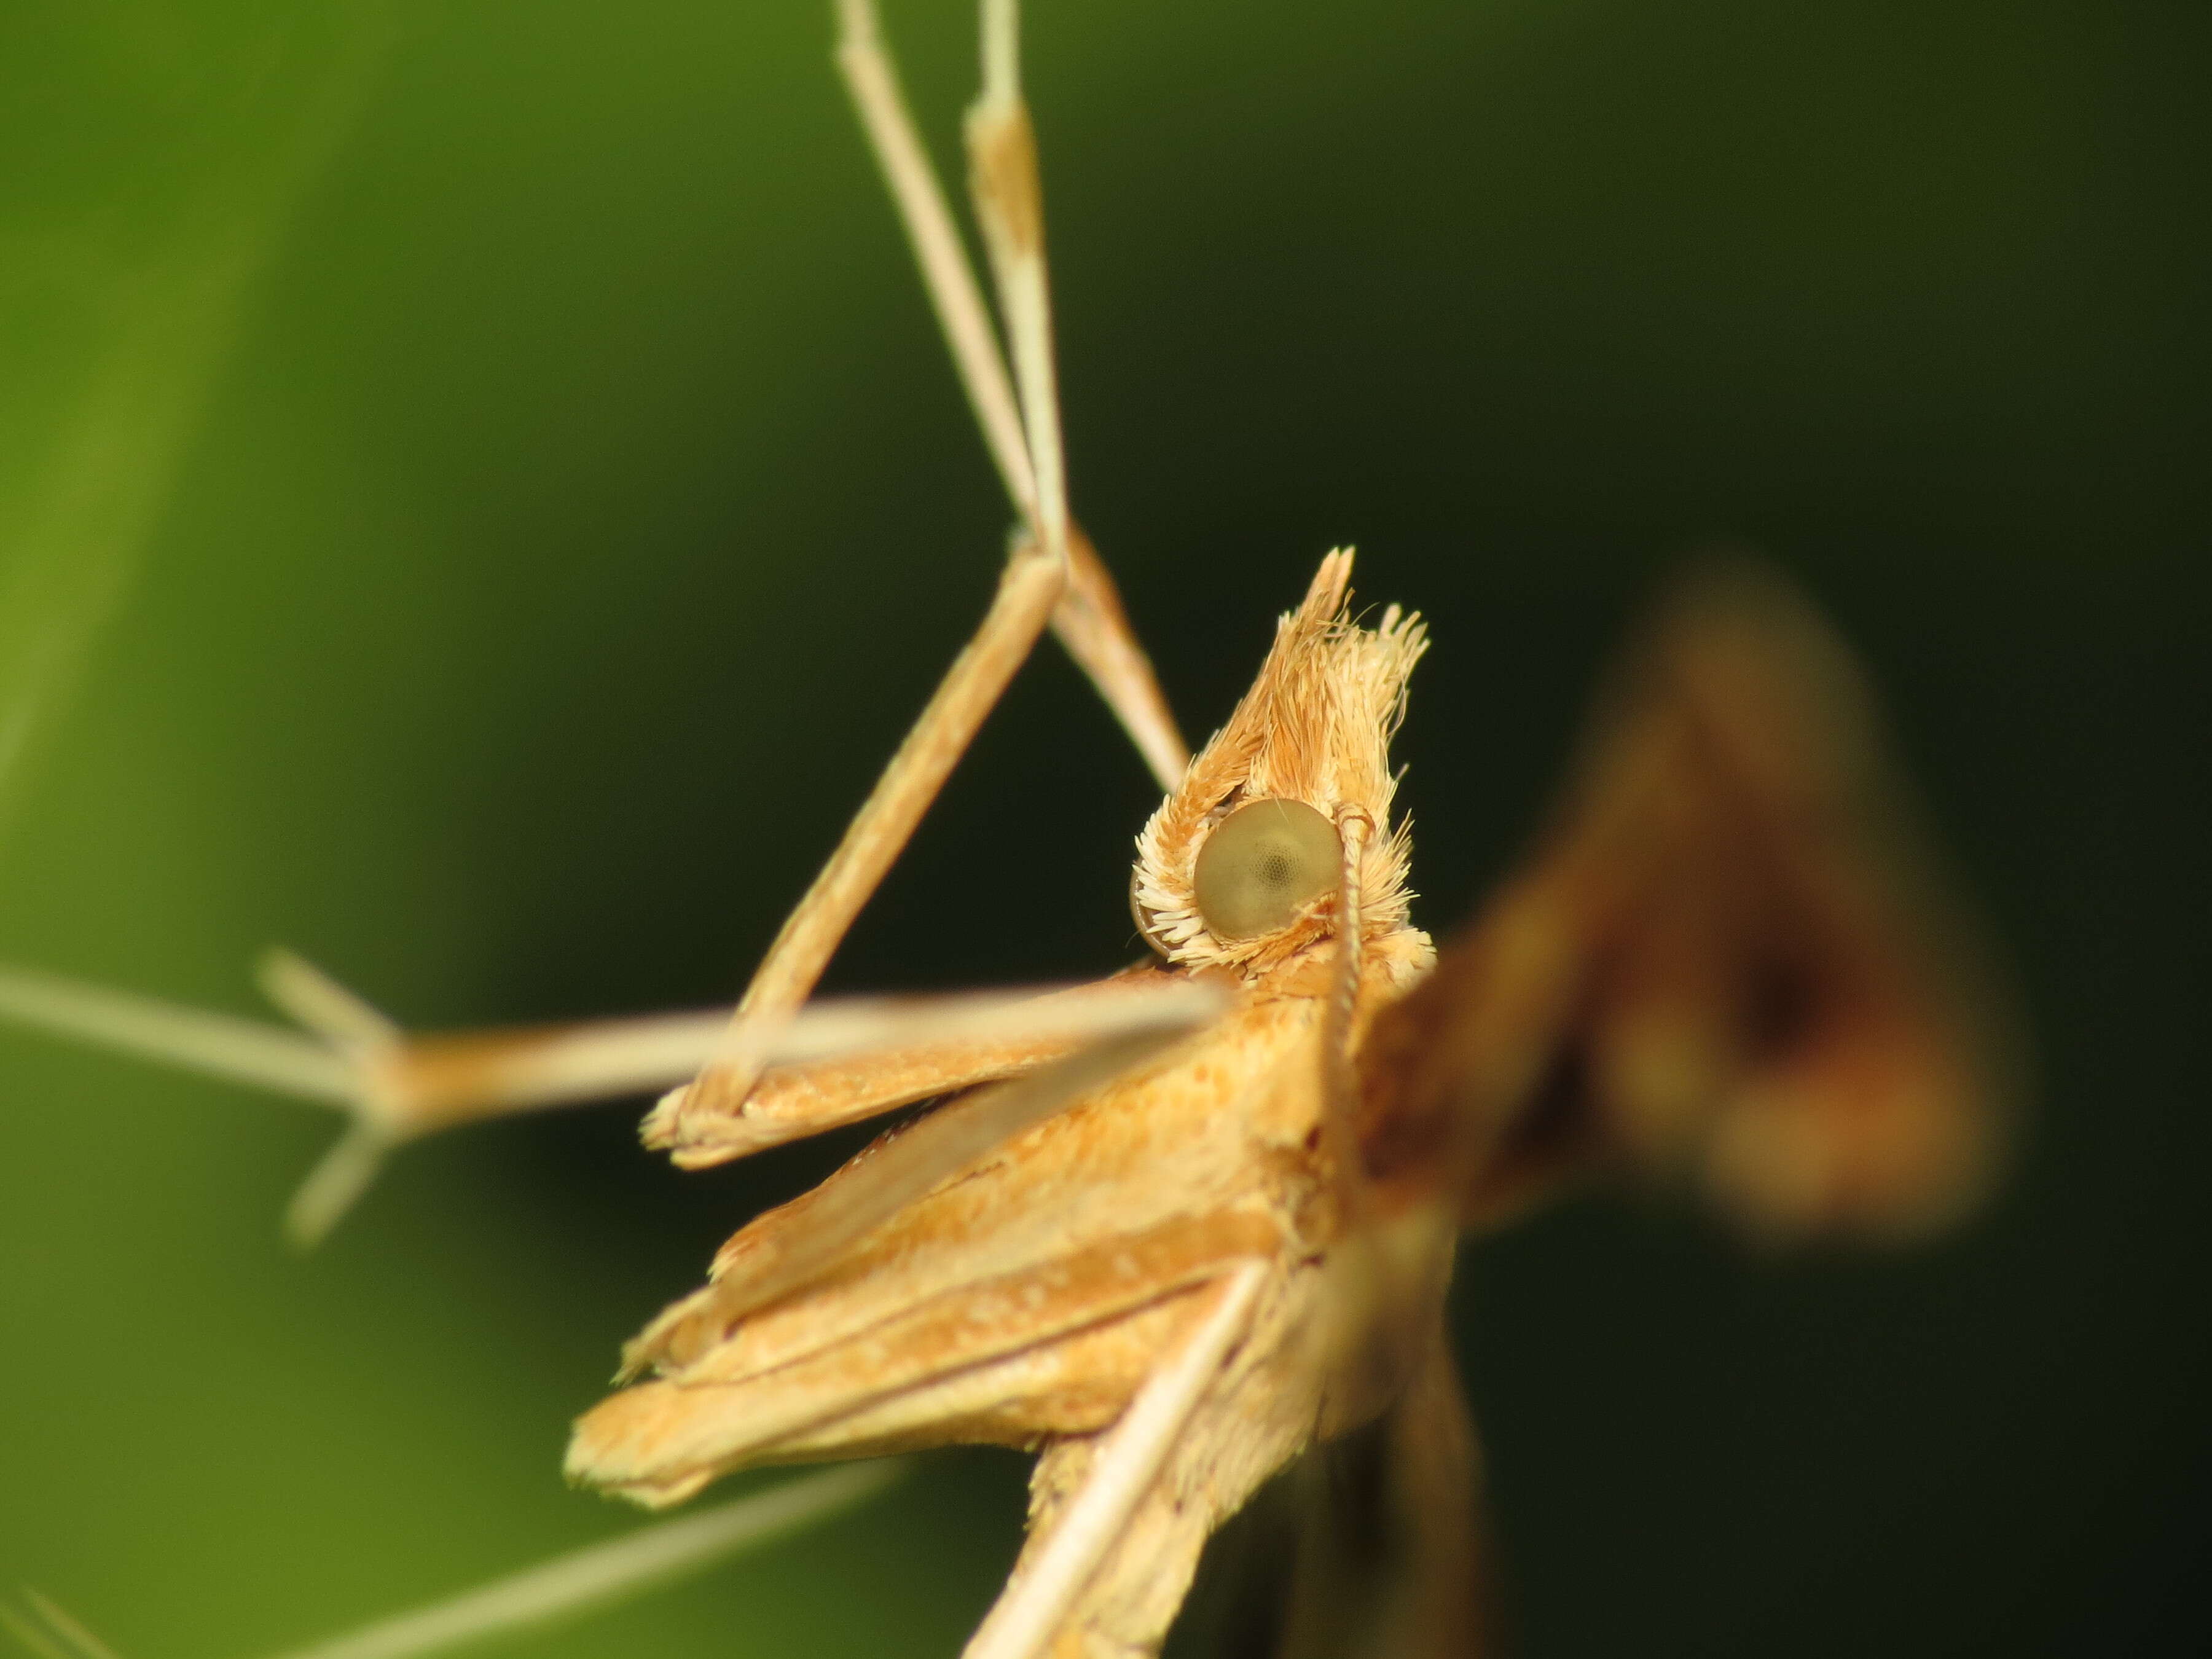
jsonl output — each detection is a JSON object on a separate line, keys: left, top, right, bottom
{"left": 1354, "top": 560, "right": 2014, "bottom": 1242}
{"left": 568, "top": 559, "right": 1448, "bottom": 1562}
{"left": 643, "top": 963, "right": 1199, "bottom": 1167}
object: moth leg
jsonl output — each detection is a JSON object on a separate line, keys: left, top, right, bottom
{"left": 665, "top": 525, "right": 1063, "bottom": 1129}
{"left": 273, "top": 1464, "right": 903, "bottom": 1659}
{"left": 963, "top": 1261, "right": 1271, "bottom": 1659}
{"left": 0, "top": 1465, "right": 905, "bottom": 1659}
{"left": 648, "top": 998, "right": 1234, "bottom": 1343}
{"left": 668, "top": 0, "right": 1190, "bottom": 1147}
{"left": 1049, "top": 530, "right": 1189, "bottom": 797}
{"left": 834, "top": 0, "right": 1028, "bottom": 516}
{"left": 836, "top": 0, "right": 1188, "bottom": 789}
{"left": 1274, "top": 1323, "right": 1495, "bottom": 1659}
{"left": 646, "top": 966, "right": 1201, "bottom": 1167}
{"left": 963, "top": 0, "right": 1067, "bottom": 570}
{"left": 0, "top": 954, "right": 1221, "bottom": 1244}
{"left": 1381, "top": 1333, "right": 1497, "bottom": 1659}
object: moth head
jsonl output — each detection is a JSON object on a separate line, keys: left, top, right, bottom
{"left": 1131, "top": 549, "right": 1427, "bottom": 975}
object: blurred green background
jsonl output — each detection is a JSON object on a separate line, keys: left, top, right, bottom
{"left": 0, "top": 1, "right": 2204, "bottom": 1655}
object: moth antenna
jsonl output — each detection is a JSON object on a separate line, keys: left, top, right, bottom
{"left": 1324, "top": 806, "right": 1377, "bottom": 1227}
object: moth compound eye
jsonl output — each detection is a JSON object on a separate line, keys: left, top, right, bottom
{"left": 1192, "top": 798, "right": 1339, "bottom": 941}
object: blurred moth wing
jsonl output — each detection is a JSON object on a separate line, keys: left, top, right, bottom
{"left": 1355, "top": 560, "right": 2014, "bottom": 1242}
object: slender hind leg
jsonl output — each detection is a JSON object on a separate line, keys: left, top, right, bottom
{"left": 0, "top": 0, "right": 1191, "bottom": 1223}
{"left": 664, "top": 0, "right": 1188, "bottom": 1143}
{"left": 836, "top": 0, "right": 1187, "bottom": 789}
{"left": 963, "top": 1263, "right": 1271, "bottom": 1659}
{"left": 0, "top": 959, "right": 1223, "bottom": 1242}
